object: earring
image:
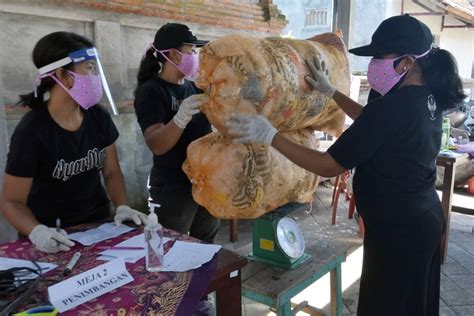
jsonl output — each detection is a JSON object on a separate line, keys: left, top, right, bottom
{"left": 403, "top": 66, "right": 407, "bottom": 71}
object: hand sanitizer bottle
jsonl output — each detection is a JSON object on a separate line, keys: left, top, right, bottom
{"left": 145, "top": 202, "right": 164, "bottom": 272}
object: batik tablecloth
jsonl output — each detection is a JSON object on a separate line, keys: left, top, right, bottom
{"left": 0, "top": 222, "right": 217, "bottom": 316}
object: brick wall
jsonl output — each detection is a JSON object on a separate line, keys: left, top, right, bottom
{"left": 48, "top": 0, "right": 287, "bottom": 34}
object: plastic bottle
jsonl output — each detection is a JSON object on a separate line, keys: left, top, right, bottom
{"left": 441, "top": 117, "right": 451, "bottom": 150}
{"left": 145, "top": 202, "right": 164, "bottom": 272}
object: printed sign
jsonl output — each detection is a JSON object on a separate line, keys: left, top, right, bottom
{"left": 48, "top": 259, "right": 133, "bottom": 312}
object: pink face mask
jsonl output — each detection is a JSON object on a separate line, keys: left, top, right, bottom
{"left": 367, "top": 56, "right": 407, "bottom": 96}
{"left": 49, "top": 71, "right": 103, "bottom": 110}
{"left": 157, "top": 49, "right": 199, "bottom": 78}
{"left": 367, "top": 48, "right": 432, "bottom": 96}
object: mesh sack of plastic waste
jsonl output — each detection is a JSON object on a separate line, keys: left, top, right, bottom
{"left": 183, "top": 129, "right": 319, "bottom": 219}
{"left": 183, "top": 32, "right": 350, "bottom": 218}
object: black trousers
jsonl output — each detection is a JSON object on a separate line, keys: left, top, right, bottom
{"left": 357, "top": 203, "right": 444, "bottom": 316}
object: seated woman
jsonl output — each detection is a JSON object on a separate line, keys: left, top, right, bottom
{"left": 0, "top": 32, "right": 147, "bottom": 253}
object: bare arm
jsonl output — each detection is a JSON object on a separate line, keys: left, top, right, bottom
{"left": 332, "top": 90, "right": 364, "bottom": 120}
{"left": 102, "top": 143, "right": 128, "bottom": 207}
{"left": 143, "top": 121, "right": 184, "bottom": 156}
{"left": 0, "top": 174, "right": 39, "bottom": 235}
{"left": 271, "top": 134, "right": 345, "bottom": 178}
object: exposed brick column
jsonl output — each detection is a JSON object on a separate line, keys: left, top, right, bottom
{"left": 48, "top": 0, "right": 287, "bottom": 35}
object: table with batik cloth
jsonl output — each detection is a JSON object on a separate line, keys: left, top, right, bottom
{"left": 0, "top": 222, "right": 244, "bottom": 315}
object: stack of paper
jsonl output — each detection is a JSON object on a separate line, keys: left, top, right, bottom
{"left": 161, "top": 241, "right": 221, "bottom": 272}
{"left": 97, "top": 236, "right": 221, "bottom": 271}
{"left": 68, "top": 222, "right": 134, "bottom": 246}
{"left": 97, "top": 234, "right": 171, "bottom": 263}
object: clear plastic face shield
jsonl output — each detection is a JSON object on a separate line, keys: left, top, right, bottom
{"left": 34, "top": 47, "right": 118, "bottom": 115}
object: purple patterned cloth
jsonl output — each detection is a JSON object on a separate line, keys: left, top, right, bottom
{"left": 0, "top": 223, "right": 217, "bottom": 315}
{"left": 455, "top": 142, "right": 474, "bottom": 157}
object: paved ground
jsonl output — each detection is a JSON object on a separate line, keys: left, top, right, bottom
{"left": 213, "top": 183, "right": 474, "bottom": 316}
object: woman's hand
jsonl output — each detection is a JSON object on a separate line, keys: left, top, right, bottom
{"left": 29, "top": 224, "right": 75, "bottom": 253}
{"left": 226, "top": 113, "right": 278, "bottom": 145}
{"left": 114, "top": 205, "right": 148, "bottom": 226}
{"left": 305, "top": 57, "right": 336, "bottom": 98}
{"left": 173, "top": 94, "right": 207, "bottom": 129}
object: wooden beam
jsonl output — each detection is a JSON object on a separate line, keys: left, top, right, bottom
{"left": 452, "top": 206, "right": 474, "bottom": 216}
{"left": 291, "top": 301, "right": 326, "bottom": 316}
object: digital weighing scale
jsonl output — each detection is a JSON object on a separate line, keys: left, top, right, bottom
{"left": 249, "top": 203, "right": 311, "bottom": 270}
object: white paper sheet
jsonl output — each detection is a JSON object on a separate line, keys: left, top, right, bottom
{"left": 160, "top": 241, "right": 221, "bottom": 272}
{"left": 48, "top": 259, "right": 133, "bottom": 312}
{"left": 68, "top": 222, "right": 134, "bottom": 246}
{"left": 96, "top": 234, "right": 171, "bottom": 263}
{"left": 0, "top": 257, "right": 57, "bottom": 285}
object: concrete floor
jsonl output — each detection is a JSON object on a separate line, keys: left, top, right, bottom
{"left": 213, "top": 184, "right": 474, "bottom": 316}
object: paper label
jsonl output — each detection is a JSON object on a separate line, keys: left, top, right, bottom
{"left": 260, "top": 238, "right": 274, "bottom": 252}
{"left": 48, "top": 259, "right": 133, "bottom": 312}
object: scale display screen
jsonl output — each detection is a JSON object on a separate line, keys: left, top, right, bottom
{"left": 276, "top": 217, "right": 305, "bottom": 259}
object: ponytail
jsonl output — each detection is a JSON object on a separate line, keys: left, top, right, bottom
{"left": 134, "top": 48, "right": 166, "bottom": 97}
{"left": 418, "top": 48, "right": 466, "bottom": 110}
{"left": 18, "top": 76, "right": 55, "bottom": 109}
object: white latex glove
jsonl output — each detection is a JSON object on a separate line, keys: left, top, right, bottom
{"left": 28, "top": 224, "right": 75, "bottom": 253}
{"left": 305, "top": 57, "right": 336, "bottom": 98}
{"left": 114, "top": 205, "right": 148, "bottom": 226}
{"left": 226, "top": 113, "right": 278, "bottom": 145}
{"left": 173, "top": 94, "right": 207, "bottom": 129}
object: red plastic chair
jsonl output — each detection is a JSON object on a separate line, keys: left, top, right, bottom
{"left": 331, "top": 171, "right": 364, "bottom": 236}
{"left": 331, "top": 171, "right": 353, "bottom": 225}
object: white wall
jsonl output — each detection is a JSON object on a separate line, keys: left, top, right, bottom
{"left": 389, "top": 0, "right": 474, "bottom": 79}
{"left": 273, "top": 0, "right": 334, "bottom": 39}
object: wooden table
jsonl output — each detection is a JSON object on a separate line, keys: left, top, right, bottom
{"left": 205, "top": 248, "right": 248, "bottom": 316}
{"left": 239, "top": 209, "right": 361, "bottom": 316}
{"left": 436, "top": 153, "right": 471, "bottom": 263}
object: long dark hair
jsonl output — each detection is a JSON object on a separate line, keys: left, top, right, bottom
{"left": 417, "top": 48, "right": 466, "bottom": 110}
{"left": 134, "top": 47, "right": 167, "bottom": 97}
{"left": 19, "top": 32, "right": 94, "bottom": 109}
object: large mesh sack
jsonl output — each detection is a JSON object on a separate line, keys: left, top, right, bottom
{"left": 183, "top": 129, "right": 319, "bottom": 219}
{"left": 195, "top": 32, "right": 350, "bottom": 136}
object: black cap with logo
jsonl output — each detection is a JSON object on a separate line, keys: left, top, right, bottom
{"left": 153, "top": 23, "right": 208, "bottom": 50}
{"left": 349, "top": 14, "right": 433, "bottom": 57}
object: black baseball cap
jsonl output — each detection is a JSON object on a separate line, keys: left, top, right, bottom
{"left": 153, "top": 23, "right": 208, "bottom": 50}
{"left": 349, "top": 14, "right": 433, "bottom": 57}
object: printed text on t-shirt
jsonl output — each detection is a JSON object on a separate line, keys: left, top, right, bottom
{"left": 171, "top": 96, "right": 184, "bottom": 111}
{"left": 52, "top": 148, "right": 105, "bottom": 181}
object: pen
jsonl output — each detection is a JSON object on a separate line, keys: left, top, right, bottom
{"left": 63, "top": 252, "right": 81, "bottom": 276}
{"left": 97, "top": 246, "right": 145, "bottom": 251}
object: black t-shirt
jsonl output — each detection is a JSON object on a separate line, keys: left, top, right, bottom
{"left": 133, "top": 77, "right": 211, "bottom": 188}
{"left": 5, "top": 105, "right": 119, "bottom": 227}
{"left": 328, "top": 85, "right": 443, "bottom": 221}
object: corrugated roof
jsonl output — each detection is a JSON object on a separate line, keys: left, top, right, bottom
{"left": 442, "top": 0, "right": 474, "bottom": 19}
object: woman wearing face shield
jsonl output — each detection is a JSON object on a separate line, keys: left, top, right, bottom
{"left": 227, "top": 15, "right": 466, "bottom": 315}
{"left": 134, "top": 23, "right": 219, "bottom": 243}
{"left": 0, "top": 32, "right": 147, "bottom": 254}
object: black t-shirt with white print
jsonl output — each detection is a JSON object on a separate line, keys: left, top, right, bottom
{"left": 6, "top": 105, "right": 119, "bottom": 227}
{"left": 328, "top": 85, "right": 443, "bottom": 222}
